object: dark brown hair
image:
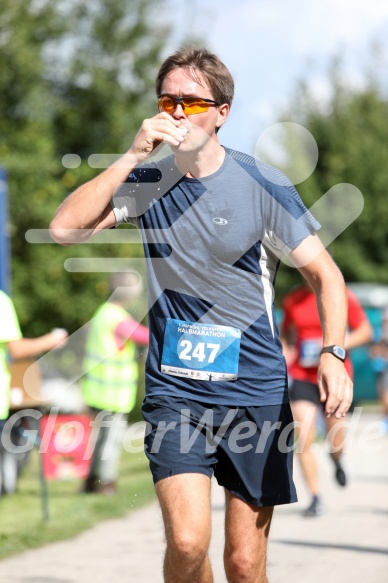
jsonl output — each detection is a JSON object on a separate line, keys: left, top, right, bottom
{"left": 156, "top": 47, "right": 234, "bottom": 107}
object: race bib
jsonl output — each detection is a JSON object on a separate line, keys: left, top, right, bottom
{"left": 161, "top": 319, "right": 241, "bottom": 381}
{"left": 299, "top": 338, "right": 322, "bottom": 368}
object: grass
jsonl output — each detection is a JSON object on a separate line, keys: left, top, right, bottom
{"left": 0, "top": 447, "right": 155, "bottom": 561}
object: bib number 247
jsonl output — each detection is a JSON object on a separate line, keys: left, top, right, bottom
{"left": 161, "top": 319, "right": 241, "bottom": 382}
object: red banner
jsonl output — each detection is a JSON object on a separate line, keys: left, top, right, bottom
{"left": 40, "top": 414, "right": 92, "bottom": 480}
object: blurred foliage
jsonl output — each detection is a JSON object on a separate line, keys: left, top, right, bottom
{"left": 272, "top": 64, "right": 388, "bottom": 301}
{"left": 0, "top": 0, "right": 169, "bottom": 336}
{"left": 3, "top": 3, "right": 388, "bottom": 344}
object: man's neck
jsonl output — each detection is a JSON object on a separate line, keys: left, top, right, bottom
{"left": 175, "top": 142, "right": 225, "bottom": 179}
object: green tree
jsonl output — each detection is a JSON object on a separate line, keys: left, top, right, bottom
{"left": 0, "top": 0, "right": 169, "bottom": 336}
{"left": 267, "top": 67, "right": 388, "bottom": 301}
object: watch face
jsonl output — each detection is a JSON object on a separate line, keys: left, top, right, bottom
{"left": 333, "top": 346, "right": 346, "bottom": 359}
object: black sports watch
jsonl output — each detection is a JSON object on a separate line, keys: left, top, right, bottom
{"left": 320, "top": 345, "right": 346, "bottom": 362}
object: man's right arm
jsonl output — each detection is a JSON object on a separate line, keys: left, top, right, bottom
{"left": 50, "top": 150, "right": 141, "bottom": 245}
{"left": 50, "top": 113, "right": 187, "bottom": 245}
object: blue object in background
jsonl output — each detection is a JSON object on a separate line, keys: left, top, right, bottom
{"left": 347, "top": 283, "right": 388, "bottom": 402}
{"left": 0, "top": 167, "right": 10, "bottom": 294}
{"left": 351, "top": 307, "right": 383, "bottom": 402}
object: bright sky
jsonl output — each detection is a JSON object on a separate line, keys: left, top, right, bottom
{"left": 168, "top": 0, "right": 388, "bottom": 155}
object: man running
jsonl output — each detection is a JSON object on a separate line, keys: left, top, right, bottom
{"left": 51, "top": 47, "right": 353, "bottom": 583}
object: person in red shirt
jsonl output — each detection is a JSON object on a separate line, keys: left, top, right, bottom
{"left": 281, "top": 283, "right": 372, "bottom": 516}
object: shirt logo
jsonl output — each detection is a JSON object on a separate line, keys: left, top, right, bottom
{"left": 212, "top": 217, "right": 228, "bottom": 225}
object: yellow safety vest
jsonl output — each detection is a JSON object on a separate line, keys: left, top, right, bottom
{"left": 81, "top": 302, "right": 138, "bottom": 413}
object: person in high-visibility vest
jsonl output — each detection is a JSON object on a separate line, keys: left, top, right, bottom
{"left": 0, "top": 289, "right": 67, "bottom": 494}
{"left": 81, "top": 272, "right": 149, "bottom": 494}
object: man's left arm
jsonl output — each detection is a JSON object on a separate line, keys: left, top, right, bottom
{"left": 288, "top": 235, "right": 353, "bottom": 418}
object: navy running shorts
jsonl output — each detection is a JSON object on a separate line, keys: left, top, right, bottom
{"left": 142, "top": 395, "right": 298, "bottom": 507}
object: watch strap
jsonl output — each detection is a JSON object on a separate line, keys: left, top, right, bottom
{"left": 320, "top": 345, "right": 346, "bottom": 362}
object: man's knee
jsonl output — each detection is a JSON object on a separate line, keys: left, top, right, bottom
{"left": 167, "top": 527, "right": 210, "bottom": 565}
{"left": 224, "top": 547, "right": 262, "bottom": 580}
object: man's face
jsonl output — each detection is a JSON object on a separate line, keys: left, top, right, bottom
{"left": 159, "top": 68, "right": 228, "bottom": 153}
